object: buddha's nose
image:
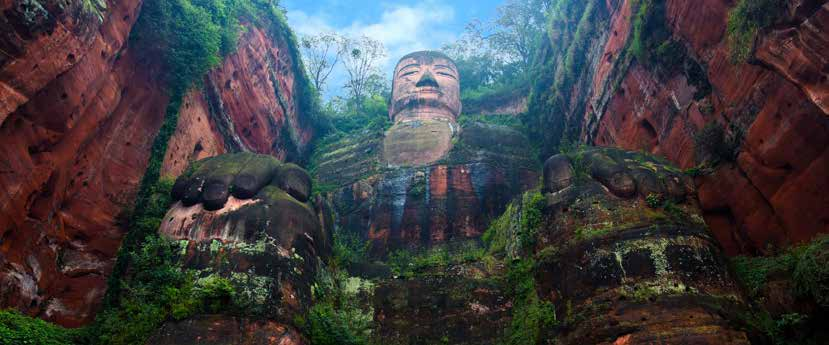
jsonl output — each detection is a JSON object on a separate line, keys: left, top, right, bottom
{"left": 415, "top": 71, "right": 439, "bottom": 88}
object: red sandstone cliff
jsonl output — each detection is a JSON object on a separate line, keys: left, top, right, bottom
{"left": 0, "top": 1, "right": 316, "bottom": 326}
{"left": 557, "top": 0, "right": 828, "bottom": 255}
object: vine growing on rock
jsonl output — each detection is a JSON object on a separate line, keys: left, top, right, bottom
{"left": 727, "top": 0, "right": 787, "bottom": 63}
{"left": 524, "top": 0, "right": 605, "bottom": 158}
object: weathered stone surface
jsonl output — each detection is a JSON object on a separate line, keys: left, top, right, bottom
{"left": 756, "top": 3, "right": 829, "bottom": 115}
{"left": 578, "top": 0, "right": 829, "bottom": 254}
{"left": 382, "top": 51, "right": 463, "bottom": 166}
{"left": 148, "top": 315, "right": 305, "bottom": 345}
{"left": 0, "top": 0, "right": 113, "bottom": 125}
{"left": 159, "top": 153, "right": 326, "bottom": 330}
{"left": 537, "top": 147, "right": 749, "bottom": 345}
{"left": 0, "top": 0, "right": 161, "bottom": 326}
{"left": 372, "top": 256, "right": 511, "bottom": 345}
{"left": 316, "top": 121, "right": 538, "bottom": 257}
{"left": 0, "top": 8, "right": 317, "bottom": 326}
{"left": 382, "top": 119, "right": 456, "bottom": 167}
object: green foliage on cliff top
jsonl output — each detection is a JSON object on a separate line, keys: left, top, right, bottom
{"left": 727, "top": 0, "right": 786, "bottom": 63}
{"left": 0, "top": 310, "right": 84, "bottom": 345}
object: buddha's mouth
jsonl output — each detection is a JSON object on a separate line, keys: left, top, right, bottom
{"left": 416, "top": 86, "right": 440, "bottom": 94}
{"left": 391, "top": 94, "right": 458, "bottom": 120}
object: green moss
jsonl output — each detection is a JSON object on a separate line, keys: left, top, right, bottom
{"left": 501, "top": 258, "right": 557, "bottom": 345}
{"left": 559, "top": 141, "right": 590, "bottom": 185}
{"left": 387, "top": 241, "right": 486, "bottom": 278}
{"left": 484, "top": 190, "right": 546, "bottom": 258}
{"left": 0, "top": 310, "right": 84, "bottom": 345}
{"left": 726, "top": 0, "right": 786, "bottom": 63}
{"left": 525, "top": 0, "right": 605, "bottom": 158}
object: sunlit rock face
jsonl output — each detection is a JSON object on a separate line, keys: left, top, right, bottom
{"left": 383, "top": 51, "right": 462, "bottom": 166}
{"left": 536, "top": 147, "right": 750, "bottom": 344}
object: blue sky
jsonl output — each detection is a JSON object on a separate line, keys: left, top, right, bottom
{"left": 281, "top": 0, "right": 505, "bottom": 98}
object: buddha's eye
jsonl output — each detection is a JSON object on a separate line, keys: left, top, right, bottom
{"left": 437, "top": 72, "right": 456, "bottom": 80}
{"left": 400, "top": 70, "right": 418, "bottom": 78}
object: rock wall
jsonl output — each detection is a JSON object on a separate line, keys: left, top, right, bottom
{"left": 537, "top": 148, "right": 750, "bottom": 344}
{"left": 0, "top": 1, "right": 316, "bottom": 326}
{"left": 314, "top": 122, "right": 539, "bottom": 256}
{"left": 533, "top": 0, "right": 828, "bottom": 255}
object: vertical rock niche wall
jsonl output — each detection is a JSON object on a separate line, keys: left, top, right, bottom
{"left": 0, "top": 0, "right": 316, "bottom": 326}
{"left": 531, "top": 0, "right": 829, "bottom": 255}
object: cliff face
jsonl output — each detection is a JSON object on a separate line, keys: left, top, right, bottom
{"left": 0, "top": 1, "right": 315, "bottom": 326}
{"left": 313, "top": 122, "right": 539, "bottom": 257}
{"left": 533, "top": 0, "right": 828, "bottom": 255}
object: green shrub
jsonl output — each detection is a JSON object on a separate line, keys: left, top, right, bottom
{"left": 693, "top": 122, "right": 743, "bottom": 165}
{"left": 629, "top": 0, "right": 671, "bottom": 64}
{"left": 0, "top": 310, "right": 83, "bottom": 345}
{"left": 331, "top": 228, "right": 369, "bottom": 269}
{"left": 306, "top": 268, "right": 372, "bottom": 345}
{"left": 645, "top": 193, "right": 662, "bottom": 209}
{"left": 307, "top": 304, "right": 367, "bottom": 345}
{"left": 732, "top": 235, "right": 829, "bottom": 304}
{"left": 727, "top": 0, "right": 786, "bottom": 63}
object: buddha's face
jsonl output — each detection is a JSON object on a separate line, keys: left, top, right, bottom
{"left": 389, "top": 52, "right": 461, "bottom": 123}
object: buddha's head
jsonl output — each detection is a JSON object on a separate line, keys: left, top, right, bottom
{"left": 389, "top": 51, "right": 461, "bottom": 123}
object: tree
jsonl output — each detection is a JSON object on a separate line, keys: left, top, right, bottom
{"left": 488, "top": 0, "right": 549, "bottom": 75}
{"left": 441, "top": 0, "right": 549, "bottom": 90}
{"left": 300, "top": 32, "right": 347, "bottom": 93}
{"left": 341, "top": 36, "right": 385, "bottom": 103}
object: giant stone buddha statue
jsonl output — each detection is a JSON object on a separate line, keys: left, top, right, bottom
{"left": 383, "top": 51, "right": 462, "bottom": 166}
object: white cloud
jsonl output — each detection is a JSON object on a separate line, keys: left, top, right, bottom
{"left": 285, "top": 1, "right": 458, "bottom": 98}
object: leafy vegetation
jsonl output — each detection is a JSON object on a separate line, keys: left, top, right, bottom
{"left": 525, "top": 0, "right": 605, "bottom": 158}
{"left": 732, "top": 236, "right": 829, "bottom": 303}
{"left": 0, "top": 310, "right": 83, "bottom": 345}
{"left": 482, "top": 190, "right": 557, "bottom": 345}
{"left": 727, "top": 0, "right": 786, "bottom": 63}
{"left": 483, "top": 190, "right": 547, "bottom": 257}
{"left": 92, "top": 235, "right": 243, "bottom": 345}
{"left": 324, "top": 94, "right": 391, "bottom": 136}
{"left": 627, "top": 0, "right": 711, "bottom": 98}
{"left": 305, "top": 268, "right": 373, "bottom": 345}
{"left": 387, "top": 242, "right": 486, "bottom": 278}
{"left": 559, "top": 141, "right": 591, "bottom": 185}
{"left": 330, "top": 227, "right": 370, "bottom": 269}
{"left": 693, "top": 122, "right": 743, "bottom": 165}
{"left": 732, "top": 236, "right": 829, "bottom": 345}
